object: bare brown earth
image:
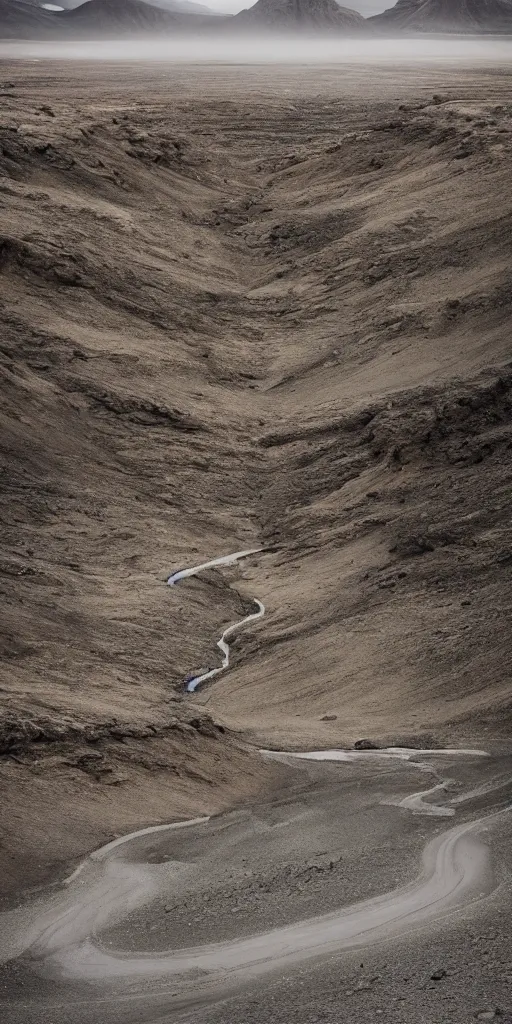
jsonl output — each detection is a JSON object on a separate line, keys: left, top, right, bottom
{"left": 1, "top": 60, "right": 511, "bottom": 898}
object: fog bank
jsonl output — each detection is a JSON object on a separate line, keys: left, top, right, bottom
{"left": 2, "top": 36, "right": 512, "bottom": 64}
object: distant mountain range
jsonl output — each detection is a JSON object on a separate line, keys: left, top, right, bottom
{"left": 1, "top": 0, "right": 512, "bottom": 38}
{"left": 0, "top": 0, "right": 211, "bottom": 35}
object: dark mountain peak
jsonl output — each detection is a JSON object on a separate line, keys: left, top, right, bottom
{"left": 0, "top": 0, "right": 56, "bottom": 36}
{"left": 233, "top": 0, "right": 368, "bottom": 31}
{"left": 371, "top": 0, "right": 512, "bottom": 32}
{"left": 61, "top": 0, "right": 183, "bottom": 29}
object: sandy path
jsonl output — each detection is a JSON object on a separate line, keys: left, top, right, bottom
{"left": 3, "top": 750, "right": 504, "bottom": 991}
{"left": 54, "top": 811, "right": 496, "bottom": 983}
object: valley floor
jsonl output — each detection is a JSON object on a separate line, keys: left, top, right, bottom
{"left": 0, "top": 57, "right": 511, "bottom": 1023}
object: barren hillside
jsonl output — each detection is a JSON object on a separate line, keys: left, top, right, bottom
{"left": 0, "top": 0, "right": 204, "bottom": 39}
{"left": 0, "top": 0, "right": 56, "bottom": 37}
{"left": 371, "top": 0, "right": 512, "bottom": 32}
{"left": 1, "top": 62, "right": 511, "bottom": 896}
{"left": 59, "top": 0, "right": 187, "bottom": 33}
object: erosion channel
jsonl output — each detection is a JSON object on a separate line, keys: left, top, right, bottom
{"left": 1, "top": 59, "right": 512, "bottom": 1024}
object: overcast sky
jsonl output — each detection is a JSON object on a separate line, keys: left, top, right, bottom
{"left": 208, "top": 0, "right": 254, "bottom": 11}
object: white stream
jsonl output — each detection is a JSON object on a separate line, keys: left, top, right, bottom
{"left": 167, "top": 548, "right": 262, "bottom": 586}
{"left": 167, "top": 548, "right": 264, "bottom": 692}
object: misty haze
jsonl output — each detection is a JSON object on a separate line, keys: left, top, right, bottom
{"left": 1, "top": 2, "right": 511, "bottom": 1024}
{"left": 3, "top": 35, "right": 512, "bottom": 60}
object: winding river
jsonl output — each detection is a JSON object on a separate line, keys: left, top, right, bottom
{"left": 167, "top": 548, "right": 264, "bottom": 692}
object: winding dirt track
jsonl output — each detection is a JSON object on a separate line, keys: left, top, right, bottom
{"left": 55, "top": 812, "right": 495, "bottom": 983}
{"left": 4, "top": 752, "right": 504, "bottom": 991}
